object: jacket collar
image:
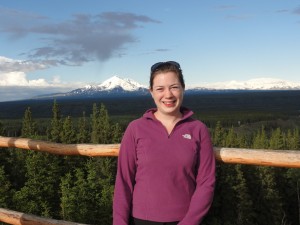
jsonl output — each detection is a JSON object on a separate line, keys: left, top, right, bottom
{"left": 143, "top": 107, "right": 194, "bottom": 121}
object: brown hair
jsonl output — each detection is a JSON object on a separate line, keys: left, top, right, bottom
{"left": 150, "top": 61, "right": 185, "bottom": 90}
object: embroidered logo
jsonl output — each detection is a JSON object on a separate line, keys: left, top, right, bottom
{"left": 182, "top": 134, "right": 192, "bottom": 139}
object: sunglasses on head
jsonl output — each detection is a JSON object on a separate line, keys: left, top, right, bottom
{"left": 150, "top": 61, "right": 181, "bottom": 73}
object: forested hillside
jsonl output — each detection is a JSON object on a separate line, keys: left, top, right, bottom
{"left": 1, "top": 92, "right": 300, "bottom": 225}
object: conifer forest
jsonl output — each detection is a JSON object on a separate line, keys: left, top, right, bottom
{"left": 1, "top": 91, "right": 300, "bottom": 225}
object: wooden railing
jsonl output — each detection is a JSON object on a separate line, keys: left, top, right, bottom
{"left": 1, "top": 136, "right": 300, "bottom": 224}
{"left": 0, "top": 207, "right": 88, "bottom": 225}
{"left": 1, "top": 136, "right": 300, "bottom": 168}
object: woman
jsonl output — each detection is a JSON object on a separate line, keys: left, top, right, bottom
{"left": 113, "top": 61, "right": 215, "bottom": 225}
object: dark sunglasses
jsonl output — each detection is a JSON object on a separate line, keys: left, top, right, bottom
{"left": 150, "top": 61, "right": 181, "bottom": 73}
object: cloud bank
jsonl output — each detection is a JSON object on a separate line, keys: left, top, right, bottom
{"left": 0, "top": 7, "right": 160, "bottom": 101}
{"left": 0, "top": 56, "right": 84, "bottom": 102}
{"left": 0, "top": 56, "right": 59, "bottom": 86}
{"left": 0, "top": 7, "right": 160, "bottom": 66}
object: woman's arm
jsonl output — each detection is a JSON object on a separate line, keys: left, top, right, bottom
{"left": 178, "top": 125, "right": 216, "bottom": 225}
{"left": 113, "top": 124, "right": 137, "bottom": 225}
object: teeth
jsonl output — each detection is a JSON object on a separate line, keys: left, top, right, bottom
{"left": 163, "top": 101, "right": 175, "bottom": 103}
{"left": 163, "top": 101, "right": 175, "bottom": 105}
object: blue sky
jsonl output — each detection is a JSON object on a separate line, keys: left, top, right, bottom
{"left": 1, "top": 0, "right": 300, "bottom": 101}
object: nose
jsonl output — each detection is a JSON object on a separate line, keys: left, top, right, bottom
{"left": 165, "top": 88, "right": 174, "bottom": 98}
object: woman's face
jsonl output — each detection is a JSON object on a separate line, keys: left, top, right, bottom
{"left": 150, "top": 71, "right": 184, "bottom": 117}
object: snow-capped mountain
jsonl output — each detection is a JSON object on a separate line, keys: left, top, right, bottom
{"left": 69, "top": 76, "right": 148, "bottom": 96}
{"left": 98, "top": 76, "right": 146, "bottom": 91}
{"left": 77, "top": 75, "right": 146, "bottom": 92}
{"left": 35, "top": 76, "right": 149, "bottom": 99}
{"left": 188, "top": 78, "right": 300, "bottom": 91}
{"left": 34, "top": 76, "right": 300, "bottom": 100}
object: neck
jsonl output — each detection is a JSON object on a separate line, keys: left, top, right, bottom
{"left": 154, "top": 110, "right": 182, "bottom": 124}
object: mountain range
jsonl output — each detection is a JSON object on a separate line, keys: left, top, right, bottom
{"left": 34, "top": 76, "right": 300, "bottom": 99}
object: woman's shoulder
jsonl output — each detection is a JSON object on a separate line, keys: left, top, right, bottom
{"left": 184, "top": 117, "right": 211, "bottom": 134}
{"left": 126, "top": 116, "right": 148, "bottom": 129}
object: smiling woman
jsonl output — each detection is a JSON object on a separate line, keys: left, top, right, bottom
{"left": 113, "top": 61, "right": 216, "bottom": 225}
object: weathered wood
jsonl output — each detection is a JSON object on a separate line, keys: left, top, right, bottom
{"left": 0, "top": 136, "right": 120, "bottom": 156}
{"left": 214, "top": 147, "right": 300, "bottom": 168}
{"left": 0, "top": 208, "right": 88, "bottom": 225}
{"left": 1, "top": 136, "right": 300, "bottom": 167}
{"left": 1, "top": 137, "right": 300, "bottom": 225}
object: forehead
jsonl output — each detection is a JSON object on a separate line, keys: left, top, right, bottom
{"left": 152, "top": 71, "right": 180, "bottom": 85}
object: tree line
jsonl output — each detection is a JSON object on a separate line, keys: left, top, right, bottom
{"left": 0, "top": 101, "right": 300, "bottom": 225}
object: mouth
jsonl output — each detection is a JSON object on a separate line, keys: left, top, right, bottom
{"left": 162, "top": 100, "right": 176, "bottom": 107}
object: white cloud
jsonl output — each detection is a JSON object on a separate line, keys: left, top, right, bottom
{"left": 0, "top": 56, "right": 86, "bottom": 101}
{"left": 0, "top": 56, "right": 48, "bottom": 73}
{"left": 0, "top": 71, "right": 49, "bottom": 86}
{"left": 0, "top": 56, "right": 83, "bottom": 88}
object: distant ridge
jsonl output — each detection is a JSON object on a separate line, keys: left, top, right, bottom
{"left": 190, "top": 78, "right": 300, "bottom": 90}
{"left": 33, "top": 76, "right": 300, "bottom": 100}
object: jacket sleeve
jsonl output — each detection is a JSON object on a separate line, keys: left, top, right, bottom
{"left": 178, "top": 125, "right": 216, "bottom": 225}
{"left": 113, "top": 123, "right": 137, "bottom": 225}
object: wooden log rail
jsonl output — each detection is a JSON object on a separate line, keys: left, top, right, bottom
{"left": 0, "top": 207, "right": 88, "bottom": 225}
{"left": 1, "top": 135, "right": 300, "bottom": 225}
{"left": 1, "top": 136, "right": 300, "bottom": 168}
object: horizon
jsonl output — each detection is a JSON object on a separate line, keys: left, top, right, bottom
{"left": 1, "top": 75, "right": 300, "bottom": 103}
{"left": 1, "top": 1, "right": 300, "bottom": 101}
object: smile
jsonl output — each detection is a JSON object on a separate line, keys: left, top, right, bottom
{"left": 162, "top": 100, "right": 176, "bottom": 107}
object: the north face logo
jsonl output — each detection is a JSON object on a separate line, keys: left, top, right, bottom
{"left": 182, "top": 134, "right": 191, "bottom": 139}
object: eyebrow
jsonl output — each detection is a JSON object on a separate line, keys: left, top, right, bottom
{"left": 153, "top": 83, "right": 181, "bottom": 88}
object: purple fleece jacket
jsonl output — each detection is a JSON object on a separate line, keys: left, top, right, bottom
{"left": 113, "top": 108, "right": 215, "bottom": 225}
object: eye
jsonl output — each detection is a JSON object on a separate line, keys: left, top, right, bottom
{"left": 155, "top": 87, "right": 163, "bottom": 92}
{"left": 171, "top": 86, "right": 180, "bottom": 90}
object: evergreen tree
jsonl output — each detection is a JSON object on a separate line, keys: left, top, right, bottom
{"left": 21, "top": 107, "right": 36, "bottom": 138}
{"left": 0, "top": 166, "right": 13, "bottom": 208}
{"left": 60, "top": 116, "right": 76, "bottom": 144}
{"left": 253, "top": 125, "right": 268, "bottom": 149}
{"left": 213, "top": 121, "right": 225, "bottom": 147}
{"left": 91, "top": 103, "right": 99, "bottom": 144}
{"left": 98, "top": 103, "right": 111, "bottom": 144}
{"left": 77, "top": 112, "right": 89, "bottom": 143}
{"left": 269, "top": 128, "right": 284, "bottom": 150}
{"left": 0, "top": 121, "right": 4, "bottom": 135}
{"left": 60, "top": 163, "right": 116, "bottom": 225}
{"left": 3, "top": 147, "right": 27, "bottom": 192}
{"left": 285, "top": 168, "right": 300, "bottom": 224}
{"left": 286, "top": 128, "right": 299, "bottom": 150}
{"left": 85, "top": 159, "right": 103, "bottom": 224}
{"left": 59, "top": 103, "right": 117, "bottom": 224}
{"left": 13, "top": 152, "right": 62, "bottom": 218}
{"left": 60, "top": 168, "right": 91, "bottom": 223}
{"left": 217, "top": 164, "right": 238, "bottom": 225}
{"left": 86, "top": 157, "right": 116, "bottom": 225}
{"left": 233, "top": 165, "right": 256, "bottom": 225}
{"left": 60, "top": 172, "right": 75, "bottom": 221}
{"left": 237, "top": 133, "right": 249, "bottom": 148}
{"left": 256, "top": 166, "right": 284, "bottom": 225}
{"left": 91, "top": 103, "right": 111, "bottom": 144}
{"left": 110, "top": 122, "right": 123, "bottom": 144}
{"left": 224, "top": 126, "right": 238, "bottom": 147}
{"left": 60, "top": 115, "right": 82, "bottom": 171}
{"left": 47, "top": 100, "right": 62, "bottom": 143}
